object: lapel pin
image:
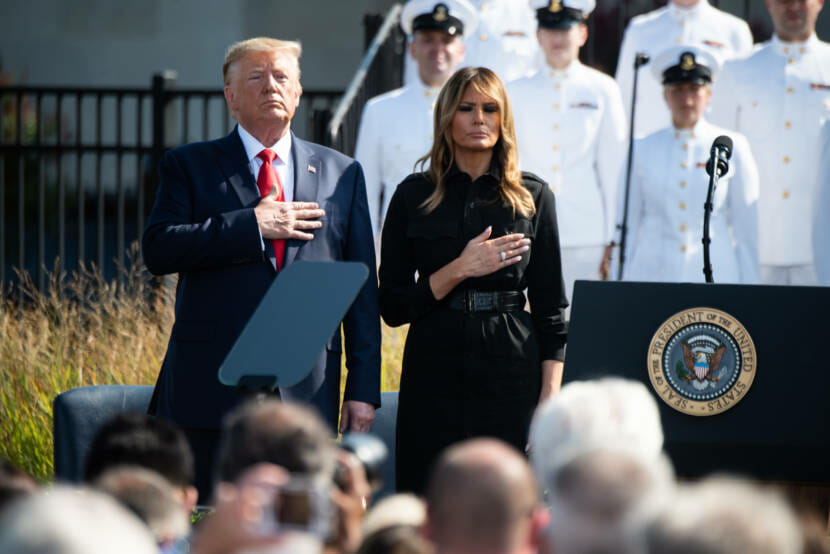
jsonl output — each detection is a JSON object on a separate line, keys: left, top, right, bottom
{"left": 307, "top": 164, "right": 317, "bottom": 174}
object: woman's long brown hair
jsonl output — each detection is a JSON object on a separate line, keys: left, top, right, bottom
{"left": 417, "top": 67, "right": 535, "bottom": 218}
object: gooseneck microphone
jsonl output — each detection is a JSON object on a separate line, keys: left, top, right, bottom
{"left": 617, "top": 52, "right": 651, "bottom": 280}
{"left": 706, "top": 135, "right": 733, "bottom": 177}
{"left": 702, "top": 135, "right": 733, "bottom": 283}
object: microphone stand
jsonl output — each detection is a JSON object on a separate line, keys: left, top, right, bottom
{"left": 702, "top": 153, "right": 721, "bottom": 284}
{"left": 617, "top": 52, "right": 650, "bottom": 281}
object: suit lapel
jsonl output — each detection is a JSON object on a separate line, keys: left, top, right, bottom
{"left": 286, "top": 134, "right": 321, "bottom": 267}
{"left": 215, "top": 126, "right": 260, "bottom": 208}
{"left": 214, "top": 126, "right": 277, "bottom": 270}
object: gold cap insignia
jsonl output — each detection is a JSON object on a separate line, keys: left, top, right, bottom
{"left": 680, "top": 52, "right": 696, "bottom": 71}
{"left": 434, "top": 4, "right": 449, "bottom": 21}
{"left": 549, "top": 0, "right": 563, "bottom": 13}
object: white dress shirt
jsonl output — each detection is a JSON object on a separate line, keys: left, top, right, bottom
{"left": 237, "top": 124, "right": 294, "bottom": 202}
{"left": 813, "top": 120, "right": 830, "bottom": 285}
{"left": 620, "top": 119, "right": 760, "bottom": 284}
{"left": 615, "top": 0, "right": 753, "bottom": 138}
{"left": 403, "top": 0, "right": 542, "bottom": 86}
{"left": 710, "top": 33, "right": 830, "bottom": 268}
{"left": 508, "top": 60, "right": 627, "bottom": 248}
{"left": 354, "top": 81, "right": 439, "bottom": 236}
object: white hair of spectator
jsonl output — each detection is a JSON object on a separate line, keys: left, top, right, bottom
{"left": 544, "top": 449, "right": 674, "bottom": 554}
{"left": 0, "top": 486, "right": 157, "bottom": 554}
{"left": 529, "top": 378, "right": 664, "bottom": 483}
{"left": 362, "top": 493, "right": 426, "bottom": 538}
{"left": 645, "top": 476, "right": 804, "bottom": 554}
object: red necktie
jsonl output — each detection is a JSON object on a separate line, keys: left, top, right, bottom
{"left": 256, "top": 149, "right": 286, "bottom": 269}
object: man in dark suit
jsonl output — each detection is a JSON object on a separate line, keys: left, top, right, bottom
{"left": 142, "top": 37, "right": 381, "bottom": 496}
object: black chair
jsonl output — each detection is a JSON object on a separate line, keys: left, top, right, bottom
{"left": 52, "top": 385, "right": 154, "bottom": 482}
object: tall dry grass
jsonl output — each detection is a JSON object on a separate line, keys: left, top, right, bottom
{"left": 0, "top": 249, "right": 405, "bottom": 481}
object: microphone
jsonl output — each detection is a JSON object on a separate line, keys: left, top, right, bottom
{"left": 634, "top": 52, "right": 650, "bottom": 69}
{"left": 706, "top": 135, "right": 733, "bottom": 177}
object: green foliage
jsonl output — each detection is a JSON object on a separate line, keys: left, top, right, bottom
{"left": 0, "top": 248, "right": 404, "bottom": 482}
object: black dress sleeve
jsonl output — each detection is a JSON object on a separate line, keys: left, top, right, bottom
{"left": 378, "top": 180, "right": 440, "bottom": 327}
{"left": 525, "top": 179, "right": 569, "bottom": 361}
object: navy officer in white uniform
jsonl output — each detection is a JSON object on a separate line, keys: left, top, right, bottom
{"left": 616, "top": 0, "right": 753, "bottom": 139}
{"left": 619, "top": 46, "right": 760, "bottom": 284}
{"left": 710, "top": 0, "right": 830, "bottom": 285}
{"left": 403, "top": 0, "right": 541, "bottom": 85}
{"left": 355, "top": 0, "right": 476, "bottom": 238}
{"left": 508, "top": 0, "right": 627, "bottom": 301}
{"left": 813, "top": 120, "right": 830, "bottom": 285}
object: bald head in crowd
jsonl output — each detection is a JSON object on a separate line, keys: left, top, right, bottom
{"left": 424, "top": 439, "right": 548, "bottom": 554}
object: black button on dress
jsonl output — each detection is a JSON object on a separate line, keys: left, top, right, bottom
{"left": 379, "top": 164, "right": 568, "bottom": 494}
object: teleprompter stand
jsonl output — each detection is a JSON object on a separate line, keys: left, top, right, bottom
{"left": 218, "top": 261, "right": 369, "bottom": 395}
{"left": 565, "top": 280, "right": 830, "bottom": 483}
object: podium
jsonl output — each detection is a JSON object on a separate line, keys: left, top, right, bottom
{"left": 565, "top": 280, "right": 830, "bottom": 483}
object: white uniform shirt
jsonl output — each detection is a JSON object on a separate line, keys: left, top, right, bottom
{"left": 354, "top": 82, "right": 439, "bottom": 235}
{"left": 620, "top": 119, "right": 760, "bottom": 284}
{"left": 710, "top": 34, "right": 830, "bottom": 267}
{"left": 813, "top": 120, "right": 830, "bottom": 285}
{"left": 403, "top": 0, "right": 541, "bottom": 86}
{"left": 616, "top": 0, "right": 753, "bottom": 138}
{"left": 508, "top": 60, "right": 627, "bottom": 248}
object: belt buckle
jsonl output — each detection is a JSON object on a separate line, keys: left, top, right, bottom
{"left": 464, "top": 290, "right": 474, "bottom": 313}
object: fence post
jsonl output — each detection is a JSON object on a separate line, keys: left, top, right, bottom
{"left": 148, "top": 72, "right": 177, "bottom": 216}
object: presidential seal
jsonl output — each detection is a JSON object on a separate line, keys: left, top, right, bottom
{"left": 647, "top": 308, "right": 756, "bottom": 416}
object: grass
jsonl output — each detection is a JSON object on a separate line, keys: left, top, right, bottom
{"left": 0, "top": 247, "right": 405, "bottom": 482}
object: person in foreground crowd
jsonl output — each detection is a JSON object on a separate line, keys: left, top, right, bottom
{"left": 379, "top": 66, "right": 568, "bottom": 494}
{"left": 0, "top": 457, "right": 38, "bottom": 514}
{"left": 645, "top": 476, "right": 804, "bottom": 554}
{"left": 214, "top": 399, "right": 371, "bottom": 554}
{"left": 423, "top": 438, "right": 549, "bottom": 554}
{"left": 94, "top": 466, "right": 191, "bottom": 550}
{"left": 616, "top": 0, "right": 753, "bottom": 139}
{"left": 0, "top": 486, "right": 158, "bottom": 554}
{"left": 508, "top": 0, "right": 626, "bottom": 298}
{"left": 403, "top": 0, "right": 541, "bottom": 85}
{"left": 814, "top": 120, "right": 830, "bottom": 285}
{"left": 356, "top": 0, "right": 476, "bottom": 238}
{"left": 710, "top": 0, "right": 829, "bottom": 285}
{"left": 142, "top": 36, "right": 381, "bottom": 499}
{"left": 616, "top": 46, "right": 760, "bottom": 283}
{"left": 529, "top": 378, "right": 673, "bottom": 554}
{"left": 83, "top": 411, "right": 199, "bottom": 514}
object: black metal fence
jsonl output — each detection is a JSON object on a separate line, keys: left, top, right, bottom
{"left": 0, "top": 75, "right": 340, "bottom": 292}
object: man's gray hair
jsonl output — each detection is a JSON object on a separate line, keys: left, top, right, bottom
{"left": 545, "top": 449, "right": 674, "bottom": 554}
{"left": 645, "top": 476, "right": 804, "bottom": 554}
{"left": 216, "top": 399, "right": 336, "bottom": 485}
{"left": 529, "top": 378, "right": 670, "bottom": 554}
{"left": 222, "top": 37, "right": 302, "bottom": 85}
{"left": 0, "top": 486, "right": 157, "bottom": 554}
{"left": 530, "top": 378, "right": 664, "bottom": 484}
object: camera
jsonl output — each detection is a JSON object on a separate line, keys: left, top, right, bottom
{"left": 258, "top": 476, "right": 333, "bottom": 539}
{"left": 335, "top": 432, "right": 389, "bottom": 494}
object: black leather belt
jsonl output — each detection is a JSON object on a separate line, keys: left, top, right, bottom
{"left": 447, "top": 290, "right": 525, "bottom": 313}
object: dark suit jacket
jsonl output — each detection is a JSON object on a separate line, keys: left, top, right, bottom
{"left": 142, "top": 127, "right": 381, "bottom": 430}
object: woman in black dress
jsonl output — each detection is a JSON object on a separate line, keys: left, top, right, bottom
{"left": 379, "top": 67, "right": 568, "bottom": 494}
